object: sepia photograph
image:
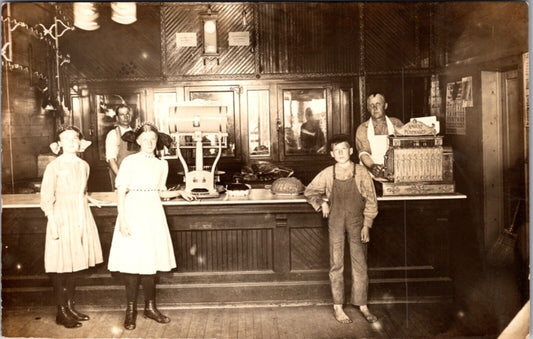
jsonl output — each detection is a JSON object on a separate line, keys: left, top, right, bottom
{"left": 1, "top": 1, "right": 529, "bottom": 338}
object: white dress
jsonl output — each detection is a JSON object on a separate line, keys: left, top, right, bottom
{"left": 40, "top": 155, "right": 103, "bottom": 273}
{"left": 107, "top": 153, "right": 177, "bottom": 274}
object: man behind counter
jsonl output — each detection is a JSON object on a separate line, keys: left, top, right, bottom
{"left": 355, "top": 93, "right": 403, "bottom": 177}
{"left": 105, "top": 104, "right": 136, "bottom": 191}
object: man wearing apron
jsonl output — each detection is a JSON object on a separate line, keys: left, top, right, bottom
{"left": 355, "top": 93, "right": 403, "bottom": 177}
{"left": 105, "top": 104, "right": 136, "bottom": 191}
{"left": 304, "top": 134, "right": 378, "bottom": 324}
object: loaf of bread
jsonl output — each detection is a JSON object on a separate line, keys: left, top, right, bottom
{"left": 271, "top": 177, "right": 305, "bottom": 195}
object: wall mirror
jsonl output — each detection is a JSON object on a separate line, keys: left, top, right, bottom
{"left": 283, "top": 88, "right": 327, "bottom": 155}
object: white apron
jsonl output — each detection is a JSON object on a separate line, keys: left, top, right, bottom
{"left": 367, "top": 116, "right": 395, "bottom": 165}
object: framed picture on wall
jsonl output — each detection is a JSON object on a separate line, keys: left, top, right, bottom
{"left": 96, "top": 93, "right": 141, "bottom": 161}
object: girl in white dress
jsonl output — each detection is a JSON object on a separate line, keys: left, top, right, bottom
{"left": 40, "top": 126, "right": 104, "bottom": 328}
{"left": 107, "top": 123, "right": 195, "bottom": 330}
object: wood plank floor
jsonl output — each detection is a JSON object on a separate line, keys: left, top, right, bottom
{"left": 2, "top": 302, "right": 494, "bottom": 338}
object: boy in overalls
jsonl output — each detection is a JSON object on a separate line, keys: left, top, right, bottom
{"left": 304, "top": 134, "right": 378, "bottom": 324}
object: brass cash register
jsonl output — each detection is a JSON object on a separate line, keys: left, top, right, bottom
{"left": 379, "top": 119, "right": 455, "bottom": 196}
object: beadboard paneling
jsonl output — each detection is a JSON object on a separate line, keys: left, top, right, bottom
{"left": 257, "top": 2, "right": 360, "bottom": 75}
{"left": 162, "top": 3, "right": 255, "bottom": 77}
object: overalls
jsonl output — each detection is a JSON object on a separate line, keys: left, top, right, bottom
{"left": 109, "top": 127, "right": 136, "bottom": 190}
{"left": 328, "top": 164, "right": 368, "bottom": 305}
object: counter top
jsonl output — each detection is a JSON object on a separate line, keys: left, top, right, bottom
{"left": 2, "top": 190, "right": 467, "bottom": 209}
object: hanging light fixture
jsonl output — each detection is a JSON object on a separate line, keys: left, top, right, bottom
{"left": 73, "top": 2, "right": 100, "bottom": 31}
{"left": 111, "top": 2, "right": 137, "bottom": 25}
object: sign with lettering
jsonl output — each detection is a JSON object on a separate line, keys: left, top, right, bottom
{"left": 228, "top": 32, "right": 250, "bottom": 46}
{"left": 176, "top": 32, "right": 197, "bottom": 48}
{"left": 395, "top": 119, "right": 437, "bottom": 136}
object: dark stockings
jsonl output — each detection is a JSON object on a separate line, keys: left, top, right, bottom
{"left": 49, "top": 272, "right": 84, "bottom": 328}
{"left": 123, "top": 273, "right": 156, "bottom": 303}
{"left": 49, "top": 272, "right": 77, "bottom": 306}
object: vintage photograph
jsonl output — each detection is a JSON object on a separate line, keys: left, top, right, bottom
{"left": 1, "top": 2, "right": 529, "bottom": 338}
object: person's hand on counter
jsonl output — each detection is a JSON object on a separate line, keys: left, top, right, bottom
{"left": 178, "top": 190, "right": 196, "bottom": 202}
{"left": 87, "top": 195, "right": 105, "bottom": 208}
{"left": 159, "top": 189, "right": 197, "bottom": 201}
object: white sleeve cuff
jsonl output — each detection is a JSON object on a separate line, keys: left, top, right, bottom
{"left": 358, "top": 151, "right": 370, "bottom": 159}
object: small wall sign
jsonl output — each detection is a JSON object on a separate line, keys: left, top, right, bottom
{"left": 176, "top": 32, "right": 197, "bottom": 48}
{"left": 228, "top": 32, "right": 250, "bottom": 46}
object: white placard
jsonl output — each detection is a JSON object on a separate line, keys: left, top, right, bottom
{"left": 228, "top": 32, "right": 250, "bottom": 46}
{"left": 176, "top": 32, "right": 197, "bottom": 47}
{"left": 461, "top": 76, "right": 473, "bottom": 108}
{"left": 523, "top": 52, "right": 529, "bottom": 127}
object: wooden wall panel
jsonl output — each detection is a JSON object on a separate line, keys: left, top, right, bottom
{"left": 364, "top": 3, "right": 421, "bottom": 72}
{"left": 290, "top": 228, "right": 328, "bottom": 270}
{"left": 257, "top": 3, "right": 359, "bottom": 75}
{"left": 173, "top": 229, "right": 273, "bottom": 272}
{"left": 162, "top": 3, "right": 255, "bottom": 77}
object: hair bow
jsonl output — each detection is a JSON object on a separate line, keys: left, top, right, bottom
{"left": 49, "top": 142, "right": 61, "bottom": 155}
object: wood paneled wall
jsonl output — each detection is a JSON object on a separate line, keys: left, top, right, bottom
{"left": 162, "top": 3, "right": 256, "bottom": 77}
{"left": 257, "top": 2, "right": 360, "bottom": 75}
{"left": 364, "top": 3, "right": 429, "bottom": 72}
{"left": 60, "top": 2, "right": 435, "bottom": 80}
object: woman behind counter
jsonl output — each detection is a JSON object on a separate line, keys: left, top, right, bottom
{"left": 107, "top": 123, "right": 195, "bottom": 330}
{"left": 40, "top": 126, "right": 104, "bottom": 329}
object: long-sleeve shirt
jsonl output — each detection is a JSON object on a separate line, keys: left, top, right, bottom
{"left": 304, "top": 163, "right": 378, "bottom": 228}
{"left": 355, "top": 116, "right": 403, "bottom": 159}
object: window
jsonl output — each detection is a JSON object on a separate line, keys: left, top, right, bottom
{"left": 247, "top": 90, "right": 271, "bottom": 157}
{"left": 154, "top": 92, "right": 178, "bottom": 134}
{"left": 186, "top": 87, "right": 239, "bottom": 158}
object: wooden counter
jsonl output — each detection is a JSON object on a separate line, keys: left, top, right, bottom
{"left": 1, "top": 190, "right": 468, "bottom": 207}
{"left": 2, "top": 190, "right": 466, "bottom": 308}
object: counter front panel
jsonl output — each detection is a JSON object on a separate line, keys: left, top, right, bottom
{"left": 2, "top": 190, "right": 466, "bottom": 307}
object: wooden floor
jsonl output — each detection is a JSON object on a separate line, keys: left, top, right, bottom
{"left": 2, "top": 302, "right": 495, "bottom": 338}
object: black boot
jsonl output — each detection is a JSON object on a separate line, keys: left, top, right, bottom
{"left": 56, "top": 305, "right": 82, "bottom": 328}
{"left": 66, "top": 299, "right": 90, "bottom": 321}
{"left": 124, "top": 302, "right": 137, "bottom": 330}
{"left": 143, "top": 300, "right": 170, "bottom": 323}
